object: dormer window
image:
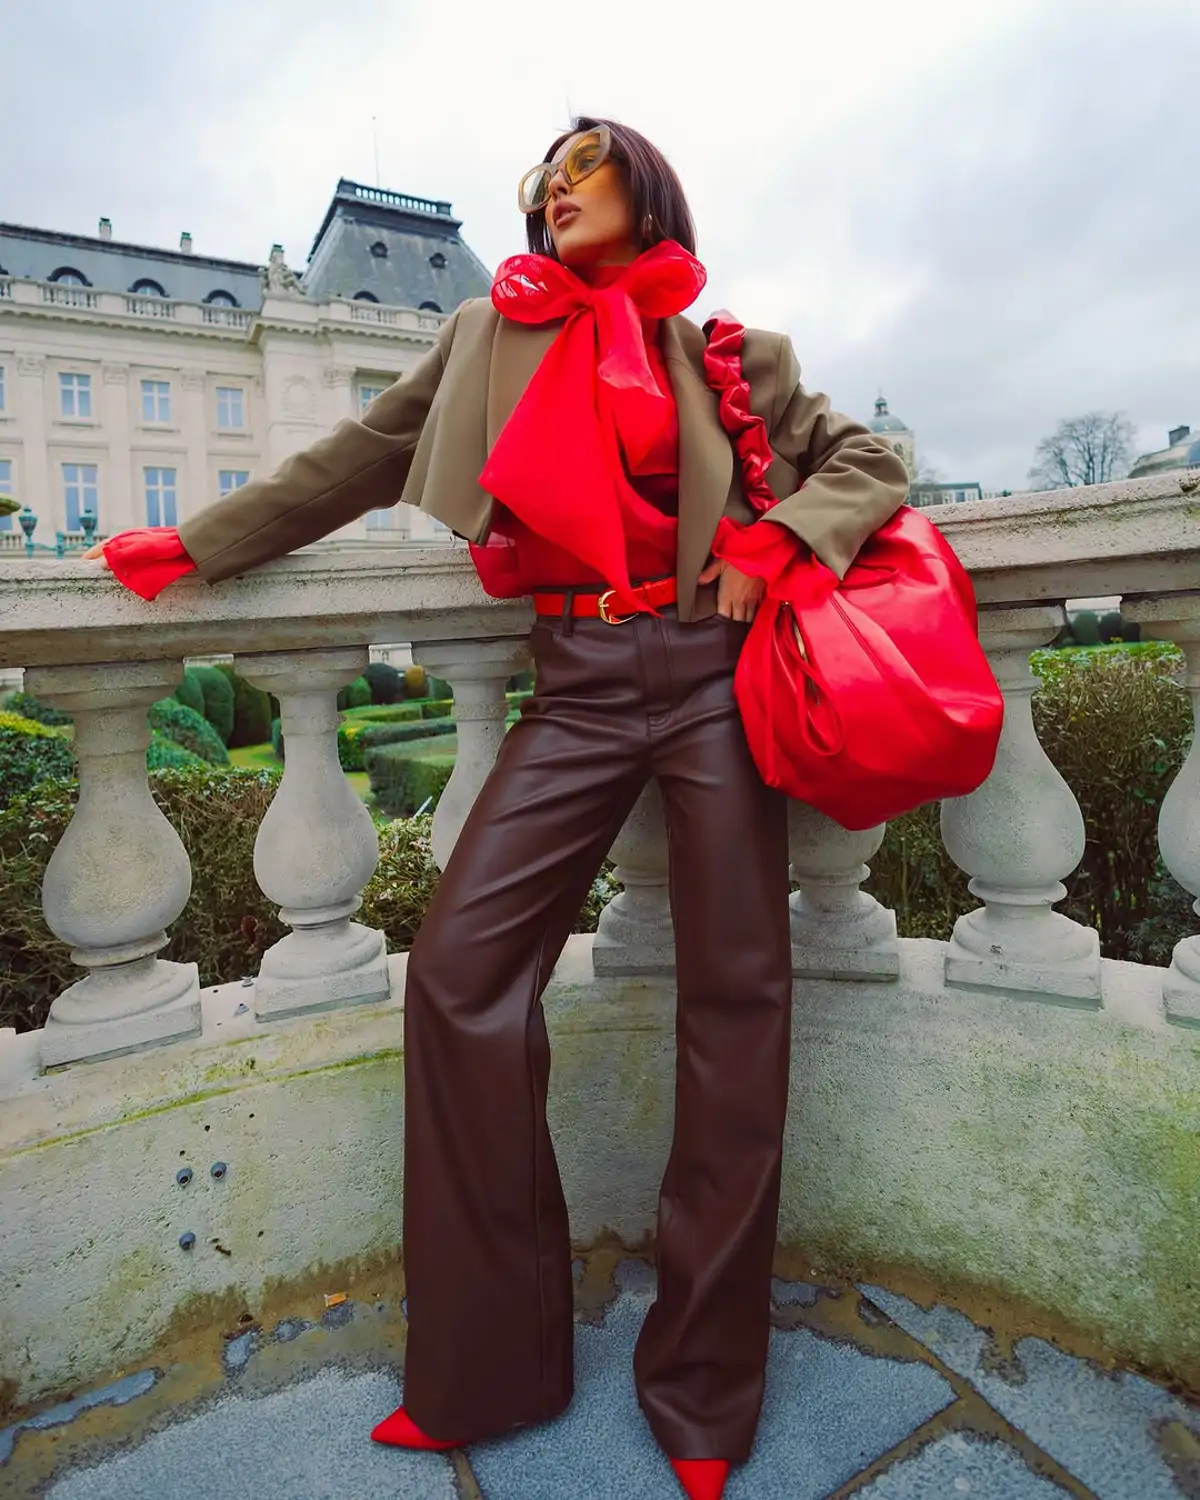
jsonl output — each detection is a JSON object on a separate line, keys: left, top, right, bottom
{"left": 50, "top": 267, "right": 89, "bottom": 286}
{"left": 428, "top": 252, "right": 447, "bottom": 270}
{"left": 130, "top": 278, "right": 167, "bottom": 297}
{"left": 353, "top": 290, "right": 379, "bottom": 302}
{"left": 369, "top": 241, "right": 389, "bottom": 258}
{"left": 205, "top": 290, "right": 238, "bottom": 307}
{"left": 419, "top": 301, "right": 442, "bottom": 313}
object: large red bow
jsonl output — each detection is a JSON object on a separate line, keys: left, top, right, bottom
{"left": 479, "top": 241, "right": 707, "bottom": 594}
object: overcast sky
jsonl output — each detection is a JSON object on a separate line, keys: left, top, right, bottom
{"left": 5, "top": 0, "right": 1197, "bottom": 490}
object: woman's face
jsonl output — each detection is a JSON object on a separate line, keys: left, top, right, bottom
{"left": 545, "top": 135, "right": 639, "bottom": 268}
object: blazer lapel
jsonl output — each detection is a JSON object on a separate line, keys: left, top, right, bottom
{"left": 661, "top": 315, "right": 734, "bottom": 621}
{"left": 487, "top": 316, "right": 563, "bottom": 447}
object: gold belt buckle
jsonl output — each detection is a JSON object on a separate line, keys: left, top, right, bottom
{"left": 597, "top": 589, "right": 636, "bottom": 625}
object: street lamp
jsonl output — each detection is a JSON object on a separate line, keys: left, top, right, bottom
{"left": 14, "top": 506, "right": 99, "bottom": 559}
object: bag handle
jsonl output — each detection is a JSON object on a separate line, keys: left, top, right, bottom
{"left": 761, "top": 606, "right": 845, "bottom": 782}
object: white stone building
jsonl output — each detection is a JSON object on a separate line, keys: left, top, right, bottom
{"left": 0, "top": 181, "right": 492, "bottom": 551}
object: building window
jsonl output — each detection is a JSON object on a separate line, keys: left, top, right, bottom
{"left": 144, "top": 466, "right": 178, "bottom": 527}
{"left": 429, "top": 252, "right": 447, "bottom": 269}
{"left": 130, "top": 278, "right": 167, "bottom": 297}
{"left": 353, "top": 290, "right": 379, "bottom": 303}
{"left": 216, "top": 386, "right": 245, "bottom": 429}
{"left": 50, "top": 267, "right": 89, "bottom": 286}
{"left": 358, "top": 384, "right": 386, "bottom": 415}
{"left": 419, "top": 300, "right": 442, "bottom": 313}
{"left": 0, "top": 365, "right": 5, "bottom": 412}
{"left": 370, "top": 241, "right": 388, "bottom": 258}
{"left": 205, "top": 290, "right": 238, "bottom": 307}
{"left": 63, "top": 463, "right": 98, "bottom": 530}
{"left": 59, "top": 372, "right": 92, "bottom": 419}
{"left": 0, "top": 458, "right": 12, "bottom": 530}
{"left": 141, "top": 379, "right": 171, "bottom": 423}
{"left": 218, "top": 469, "right": 249, "bottom": 496}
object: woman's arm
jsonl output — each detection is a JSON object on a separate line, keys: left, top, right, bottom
{"left": 174, "top": 307, "right": 462, "bottom": 584}
{"left": 755, "top": 335, "right": 909, "bottom": 579}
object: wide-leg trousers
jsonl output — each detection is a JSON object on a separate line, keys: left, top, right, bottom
{"left": 401, "top": 606, "right": 793, "bottom": 1462}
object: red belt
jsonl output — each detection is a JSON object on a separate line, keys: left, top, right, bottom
{"left": 532, "top": 576, "right": 677, "bottom": 625}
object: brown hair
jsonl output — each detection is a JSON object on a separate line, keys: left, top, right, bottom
{"left": 525, "top": 116, "right": 697, "bottom": 259}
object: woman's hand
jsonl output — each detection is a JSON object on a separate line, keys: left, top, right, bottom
{"left": 81, "top": 543, "right": 109, "bottom": 566}
{"left": 697, "top": 557, "right": 765, "bottom": 622}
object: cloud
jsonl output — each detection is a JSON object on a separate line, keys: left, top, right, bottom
{"left": 4, "top": 0, "right": 1197, "bottom": 487}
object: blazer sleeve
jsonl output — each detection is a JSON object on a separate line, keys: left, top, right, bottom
{"left": 178, "top": 308, "right": 462, "bottom": 584}
{"left": 760, "top": 335, "right": 909, "bottom": 579}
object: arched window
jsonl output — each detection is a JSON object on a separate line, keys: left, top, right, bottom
{"left": 428, "top": 251, "right": 447, "bottom": 270}
{"left": 353, "top": 290, "right": 379, "bottom": 303}
{"left": 369, "top": 241, "right": 388, "bottom": 259}
{"left": 50, "top": 267, "right": 89, "bottom": 286}
{"left": 130, "top": 278, "right": 167, "bottom": 297}
{"left": 204, "top": 290, "right": 239, "bottom": 307}
{"left": 419, "top": 300, "right": 442, "bottom": 313}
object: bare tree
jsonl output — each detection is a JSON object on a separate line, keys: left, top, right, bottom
{"left": 1028, "top": 411, "right": 1135, "bottom": 489}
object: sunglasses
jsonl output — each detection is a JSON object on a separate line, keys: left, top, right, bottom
{"left": 517, "top": 126, "right": 613, "bottom": 215}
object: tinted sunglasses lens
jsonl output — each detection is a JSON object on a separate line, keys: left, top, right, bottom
{"left": 564, "top": 131, "right": 606, "bottom": 182}
{"left": 518, "top": 166, "right": 552, "bottom": 213}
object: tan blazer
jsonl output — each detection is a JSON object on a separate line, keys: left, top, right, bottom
{"left": 178, "top": 299, "right": 910, "bottom": 622}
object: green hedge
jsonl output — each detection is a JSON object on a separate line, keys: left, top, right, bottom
{"left": 364, "top": 742, "right": 456, "bottom": 818}
{"left": 337, "top": 675, "right": 372, "bottom": 712}
{"left": 3, "top": 692, "right": 73, "bottom": 728}
{"left": 344, "top": 703, "right": 424, "bottom": 724}
{"left": 359, "top": 719, "right": 457, "bottom": 749}
{"left": 421, "top": 699, "right": 454, "bottom": 720}
{"left": 270, "top": 716, "right": 392, "bottom": 773}
{"left": 146, "top": 734, "right": 205, "bottom": 771}
{"left": 0, "top": 712, "right": 77, "bottom": 812}
{"left": 148, "top": 700, "right": 229, "bottom": 765}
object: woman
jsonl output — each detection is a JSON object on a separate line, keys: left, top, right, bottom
{"left": 89, "top": 119, "right": 908, "bottom": 1499}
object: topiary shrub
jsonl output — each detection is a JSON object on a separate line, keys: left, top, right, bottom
{"left": 1069, "top": 609, "right": 1100, "bottom": 647}
{"left": 364, "top": 662, "right": 403, "bottom": 705}
{"left": 146, "top": 733, "right": 206, "bottom": 771}
{"left": 270, "top": 717, "right": 284, "bottom": 761}
{"left": 506, "top": 669, "right": 535, "bottom": 694}
{"left": 336, "top": 676, "right": 372, "bottom": 712}
{"left": 190, "top": 664, "right": 236, "bottom": 744}
{"left": 1098, "top": 610, "right": 1125, "bottom": 644}
{"left": 425, "top": 674, "right": 451, "bottom": 701}
{"left": 148, "top": 700, "right": 230, "bottom": 765}
{"left": 215, "top": 663, "right": 274, "bottom": 749}
{"left": 3, "top": 691, "right": 73, "bottom": 728}
{"left": 174, "top": 671, "right": 206, "bottom": 717}
{"left": 402, "top": 665, "right": 428, "bottom": 699}
{"left": 0, "top": 712, "right": 76, "bottom": 812}
{"left": 364, "top": 743, "right": 456, "bottom": 819}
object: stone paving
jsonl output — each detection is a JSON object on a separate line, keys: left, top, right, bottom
{"left": 3, "top": 1257, "right": 1197, "bottom": 1499}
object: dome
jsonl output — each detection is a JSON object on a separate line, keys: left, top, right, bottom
{"left": 868, "top": 395, "right": 910, "bottom": 435}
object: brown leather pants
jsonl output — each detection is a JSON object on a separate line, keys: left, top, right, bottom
{"left": 401, "top": 607, "right": 792, "bottom": 1462}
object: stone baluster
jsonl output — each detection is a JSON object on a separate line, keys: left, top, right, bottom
{"left": 1122, "top": 598, "right": 1200, "bottom": 1026}
{"left": 237, "top": 649, "right": 389, "bottom": 1020}
{"left": 410, "top": 637, "right": 531, "bottom": 870}
{"left": 788, "top": 801, "right": 898, "bottom": 979}
{"left": 939, "top": 604, "right": 1101, "bottom": 1005}
{"left": 593, "top": 780, "right": 675, "bottom": 975}
{"left": 25, "top": 662, "right": 201, "bottom": 1068}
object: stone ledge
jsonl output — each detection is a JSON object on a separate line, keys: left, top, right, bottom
{"left": 1, "top": 937, "right": 1196, "bottom": 1412}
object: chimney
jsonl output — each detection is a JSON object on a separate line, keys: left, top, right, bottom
{"left": 1168, "top": 424, "right": 1191, "bottom": 447}
{"left": 180, "top": 232, "right": 193, "bottom": 254}
{"left": 98, "top": 217, "right": 112, "bottom": 241}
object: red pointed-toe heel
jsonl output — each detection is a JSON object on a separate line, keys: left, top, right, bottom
{"left": 670, "top": 1458, "right": 731, "bottom": 1500}
{"left": 370, "top": 1405, "right": 462, "bottom": 1451}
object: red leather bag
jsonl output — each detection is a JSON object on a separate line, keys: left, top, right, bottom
{"left": 703, "top": 316, "right": 1004, "bottom": 831}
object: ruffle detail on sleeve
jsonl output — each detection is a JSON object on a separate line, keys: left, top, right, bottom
{"left": 103, "top": 528, "right": 197, "bottom": 600}
{"left": 701, "top": 313, "right": 778, "bottom": 514}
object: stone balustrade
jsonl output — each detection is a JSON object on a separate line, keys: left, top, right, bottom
{"left": 1, "top": 469, "right": 1198, "bottom": 1072}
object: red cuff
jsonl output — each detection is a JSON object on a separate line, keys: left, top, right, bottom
{"left": 711, "top": 515, "right": 802, "bottom": 585}
{"left": 103, "top": 528, "right": 197, "bottom": 601}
